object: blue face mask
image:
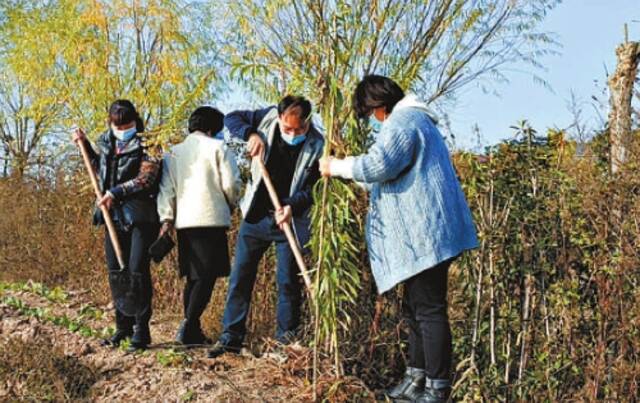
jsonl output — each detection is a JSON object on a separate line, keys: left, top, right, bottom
{"left": 112, "top": 125, "right": 137, "bottom": 142}
{"left": 281, "top": 132, "right": 307, "bottom": 146}
{"left": 369, "top": 115, "right": 384, "bottom": 132}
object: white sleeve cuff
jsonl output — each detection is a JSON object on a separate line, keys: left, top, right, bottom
{"left": 330, "top": 157, "right": 355, "bottom": 179}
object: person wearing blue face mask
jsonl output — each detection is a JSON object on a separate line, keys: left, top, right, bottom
{"left": 208, "top": 95, "right": 324, "bottom": 358}
{"left": 369, "top": 113, "right": 384, "bottom": 133}
{"left": 319, "top": 75, "right": 478, "bottom": 403}
{"left": 71, "top": 99, "right": 161, "bottom": 352}
{"left": 112, "top": 125, "right": 137, "bottom": 142}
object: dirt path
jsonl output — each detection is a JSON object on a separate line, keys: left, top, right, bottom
{"left": 0, "top": 282, "right": 373, "bottom": 402}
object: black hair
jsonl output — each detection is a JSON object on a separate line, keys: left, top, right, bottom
{"left": 277, "top": 95, "right": 312, "bottom": 121}
{"left": 353, "top": 75, "right": 405, "bottom": 119}
{"left": 188, "top": 106, "right": 225, "bottom": 135}
{"left": 108, "top": 99, "right": 144, "bottom": 132}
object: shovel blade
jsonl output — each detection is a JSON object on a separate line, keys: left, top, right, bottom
{"left": 108, "top": 270, "right": 143, "bottom": 317}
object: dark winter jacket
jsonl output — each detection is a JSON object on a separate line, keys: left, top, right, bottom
{"left": 84, "top": 130, "right": 160, "bottom": 229}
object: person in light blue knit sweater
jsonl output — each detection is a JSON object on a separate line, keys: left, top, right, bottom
{"left": 319, "top": 75, "right": 478, "bottom": 403}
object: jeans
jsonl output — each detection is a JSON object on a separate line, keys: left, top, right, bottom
{"left": 219, "top": 216, "right": 302, "bottom": 345}
{"left": 403, "top": 258, "right": 453, "bottom": 383}
{"left": 104, "top": 223, "right": 158, "bottom": 331}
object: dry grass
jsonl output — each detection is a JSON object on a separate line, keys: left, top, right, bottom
{"left": 0, "top": 335, "right": 98, "bottom": 401}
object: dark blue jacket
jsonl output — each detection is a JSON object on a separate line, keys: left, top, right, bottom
{"left": 85, "top": 130, "right": 160, "bottom": 230}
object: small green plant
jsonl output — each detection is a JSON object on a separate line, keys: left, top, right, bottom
{"left": 99, "top": 326, "right": 115, "bottom": 339}
{"left": 43, "top": 286, "right": 68, "bottom": 304}
{"left": 155, "top": 349, "right": 191, "bottom": 367}
{"left": 181, "top": 389, "right": 196, "bottom": 401}
{"left": 28, "top": 281, "right": 68, "bottom": 303}
{"left": 78, "top": 304, "right": 105, "bottom": 321}
{"left": 118, "top": 338, "right": 132, "bottom": 352}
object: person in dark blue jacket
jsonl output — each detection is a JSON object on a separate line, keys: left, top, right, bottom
{"left": 72, "top": 100, "right": 160, "bottom": 352}
{"left": 208, "top": 96, "right": 324, "bottom": 358}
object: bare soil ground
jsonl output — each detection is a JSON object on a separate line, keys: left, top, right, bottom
{"left": 0, "top": 283, "right": 374, "bottom": 402}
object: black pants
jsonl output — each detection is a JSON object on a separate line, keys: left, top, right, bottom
{"left": 177, "top": 227, "right": 230, "bottom": 331}
{"left": 404, "top": 259, "right": 453, "bottom": 381}
{"left": 104, "top": 223, "right": 158, "bottom": 331}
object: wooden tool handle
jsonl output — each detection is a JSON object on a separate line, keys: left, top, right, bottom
{"left": 77, "top": 137, "right": 127, "bottom": 270}
{"left": 255, "top": 157, "right": 314, "bottom": 294}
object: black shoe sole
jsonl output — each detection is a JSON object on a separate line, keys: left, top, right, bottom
{"left": 180, "top": 341, "right": 213, "bottom": 349}
{"left": 177, "top": 335, "right": 212, "bottom": 346}
{"left": 126, "top": 344, "right": 149, "bottom": 353}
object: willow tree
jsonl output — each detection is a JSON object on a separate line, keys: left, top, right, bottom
{"left": 0, "top": 2, "right": 65, "bottom": 177}
{"left": 0, "top": 70, "right": 61, "bottom": 178}
{"left": 222, "top": 0, "right": 559, "bottom": 372}
{"left": 0, "top": 0, "right": 217, "bottom": 156}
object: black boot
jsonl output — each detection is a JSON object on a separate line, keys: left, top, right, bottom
{"left": 101, "top": 328, "right": 133, "bottom": 347}
{"left": 176, "top": 319, "right": 212, "bottom": 346}
{"left": 207, "top": 340, "right": 241, "bottom": 358}
{"left": 414, "top": 378, "right": 451, "bottom": 403}
{"left": 384, "top": 367, "right": 425, "bottom": 402}
{"left": 127, "top": 324, "right": 151, "bottom": 352}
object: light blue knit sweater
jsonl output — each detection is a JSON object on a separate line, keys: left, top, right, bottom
{"left": 337, "top": 96, "right": 478, "bottom": 293}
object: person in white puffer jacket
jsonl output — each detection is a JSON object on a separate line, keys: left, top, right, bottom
{"left": 157, "top": 106, "right": 242, "bottom": 345}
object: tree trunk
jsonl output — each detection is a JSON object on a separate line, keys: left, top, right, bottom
{"left": 609, "top": 41, "right": 640, "bottom": 174}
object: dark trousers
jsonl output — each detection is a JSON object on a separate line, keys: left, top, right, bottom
{"left": 220, "top": 216, "right": 302, "bottom": 345}
{"left": 404, "top": 259, "right": 453, "bottom": 381}
{"left": 104, "top": 223, "right": 157, "bottom": 331}
{"left": 177, "top": 227, "right": 230, "bottom": 332}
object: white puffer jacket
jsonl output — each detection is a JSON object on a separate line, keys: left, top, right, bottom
{"left": 157, "top": 132, "right": 242, "bottom": 229}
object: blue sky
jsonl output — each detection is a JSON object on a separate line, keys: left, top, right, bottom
{"left": 220, "top": 1, "right": 640, "bottom": 149}
{"left": 451, "top": 0, "right": 640, "bottom": 148}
